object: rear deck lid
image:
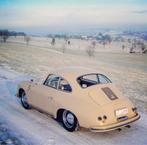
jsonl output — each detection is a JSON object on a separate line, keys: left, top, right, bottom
{"left": 88, "top": 84, "right": 124, "bottom": 106}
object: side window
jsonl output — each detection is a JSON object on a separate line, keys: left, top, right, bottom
{"left": 58, "top": 78, "right": 72, "bottom": 92}
{"left": 44, "top": 74, "right": 60, "bottom": 89}
{"left": 98, "top": 74, "right": 111, "bottom": 84}
{"left": 82, "top": 74, "right": 98, "bottom": 83}
{"left": 78, "top": 74, "right": 98, "bottom": 88}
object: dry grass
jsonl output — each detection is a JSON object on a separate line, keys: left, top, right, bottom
{"left": 0, "top": 36, "right": 147, "bottom": 112}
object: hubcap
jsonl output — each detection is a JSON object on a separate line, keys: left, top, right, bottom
{"left": 21, "top": 92, "right": 28, "bottom": 106}
{"left": 66, "top": 113, "right": 74, "bottom": 125}
{"left": 63, "top": 111, "right": 75, "bottom": 128}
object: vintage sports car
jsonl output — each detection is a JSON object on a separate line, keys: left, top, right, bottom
{"left": 17, "top": 67, "right": 140, "bottom": 132}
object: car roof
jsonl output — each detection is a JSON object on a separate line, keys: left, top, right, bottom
{"left": 50, "top": 67, "right": 99, "bottom": 79}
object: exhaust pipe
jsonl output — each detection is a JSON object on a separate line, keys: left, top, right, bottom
{"left": 117, "top": 128, "right": 122, "bottom": 132}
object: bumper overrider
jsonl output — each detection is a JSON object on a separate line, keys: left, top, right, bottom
{"left": 90, "top": 113, "right": 140, "bottom": 132}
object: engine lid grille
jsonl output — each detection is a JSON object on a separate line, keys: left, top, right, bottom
{"left": 102, "top": 87, "right": 118, "bottom": 100}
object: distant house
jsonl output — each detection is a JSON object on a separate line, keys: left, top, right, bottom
{"left": 81, "top": 35, "right": 88, "bottom": 40}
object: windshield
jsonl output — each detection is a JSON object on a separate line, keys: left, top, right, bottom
{"left": 77, "top": 73, "right": 112, "bottom": 88}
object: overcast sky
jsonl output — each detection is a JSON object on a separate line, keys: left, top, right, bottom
{"left": 0, "top": 0, "right": 147, "bottom": 34}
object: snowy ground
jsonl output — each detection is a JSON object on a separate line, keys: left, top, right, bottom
{"left": 0, "top": 38, "right": 147, "bottom": 145}
{"left": 0, "top": 66, "right": 147, "bottom": 145}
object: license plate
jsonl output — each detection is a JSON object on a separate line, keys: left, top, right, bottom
{"left": 115, "top": 108, "right": 128, "bottom": 117}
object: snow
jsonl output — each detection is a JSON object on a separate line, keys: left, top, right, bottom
{"left": 0, "top": 66, "right": 147, "bottom": 145}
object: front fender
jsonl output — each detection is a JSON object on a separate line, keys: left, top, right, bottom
{"left": 17, "top": 81, "right": 32, "bottom": 97}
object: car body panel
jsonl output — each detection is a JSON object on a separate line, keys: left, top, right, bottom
{"left": 27, "top": 84, "right": 54, "bottom": 114}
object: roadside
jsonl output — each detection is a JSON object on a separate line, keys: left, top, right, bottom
{"left": 0, "top": 121, "right": 30, "bottom": 145}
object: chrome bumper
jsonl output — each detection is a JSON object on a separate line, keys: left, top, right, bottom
{"left": 90, "top": 113, "right": 140, "bottom": 132}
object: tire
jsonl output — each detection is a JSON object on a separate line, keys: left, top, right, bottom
{"left": 62, "top": 110, "right": 78, "bottom": 132}
{"left": 20, "top": 91, "right": 30, "bottom": 109}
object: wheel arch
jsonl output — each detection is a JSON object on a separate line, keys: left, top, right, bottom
{"left": 56, "top": 108, "right": 64, "bottom": 122}
{"left": 18, "top": 88, "right": 25, "bottom": 98}
{"left": 56, "top": 108, "right": 80, "bottom": 126}
{"left": 17, "top": 81, "right": 31, "bottom": 98}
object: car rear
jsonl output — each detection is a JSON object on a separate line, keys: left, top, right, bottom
{"left": 87, "top": 84, "right": 140, "bottom": 132}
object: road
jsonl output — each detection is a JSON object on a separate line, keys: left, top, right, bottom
{"left": 0, "top": 67, "right": 147, "bottom": 145}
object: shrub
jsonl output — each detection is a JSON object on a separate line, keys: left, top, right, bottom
{"left": 86, "top": 41, "right": 96, "bottom": 56}
{"left": 51, "top": 37, "right": 55, "bottom": 46}
{"left": 24, "top": 36, "right": 31, "bottom": 45}
{"left": 0, "top": 30, "right": 9, "bottom": 43}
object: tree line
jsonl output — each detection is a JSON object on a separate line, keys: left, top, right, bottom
{"left": 0, "top": 29, "right": 26, "bottom": 42}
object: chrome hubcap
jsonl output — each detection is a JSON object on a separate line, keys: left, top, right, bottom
{"left": 63, "top": 111, "right": 75, "bottom": 128}
{"left": 21, "top": 92, "right": 28, "bottom": 106}
{"left": 66, "top": 113, "right": 74, "bottom": 125}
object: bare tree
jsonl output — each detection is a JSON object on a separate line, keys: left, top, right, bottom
{"left": 129, "top": 43, "right": 135, "bottom": 53}
{"left": 86, "top": 41, "right": 96, "bottom": 57}
{"left": 61, "top": 39, "right": 70, "bottom": 53}
{"left": 122, "top": 44, "right": 125, "bottom": 50}
{"left": 0, "top": 30, "right": 9, "bottom": 43}
{"left": 24, "top": 36, "right": 31, "bottom": 45}
{"left": 128, "top": 38, "right": 131, "bottom": 43}
{"left": 68, "top": 40, "right": 70, "bottom": 45}
{"left": 3, "top": 35, "right": 9, "bottom": 43}
{"left": 140, "top": 42, "right": 147, "bottom": 54}
{"left": 62, "top": 43, "right": 66, "bottom": 53}
{"left": 103, "top": 41, "right": 106, "bottom": 48}
{"left": 51, "top": 37, "right": 55, "bottom": 46}
{"left": 91, "top": 41, "right": 96, "bottom": 48}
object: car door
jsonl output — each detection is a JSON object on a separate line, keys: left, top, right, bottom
{"left": 51, "top": 77, "right": 73, "bottom": 113}
{"left": 28, "top": 74, "right": 60, "bottom": 114}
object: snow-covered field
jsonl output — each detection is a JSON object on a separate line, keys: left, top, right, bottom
{"left": 0, "top": 37, "right": 147, "bottom": 145}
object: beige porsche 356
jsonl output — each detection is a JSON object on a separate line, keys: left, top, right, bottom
{"left": 17, "top": 67, "right": 140, "bottom": 132}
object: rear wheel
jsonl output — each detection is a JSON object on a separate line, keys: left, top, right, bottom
{"left": 20, "top": 91, "right": 30, "bottom": 109}
{"left": 62, "top": 110, "right": 78, "bottom": 132}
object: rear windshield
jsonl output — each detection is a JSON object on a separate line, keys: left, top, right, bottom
{"left": 77, "top": 74, "right": 111, "bottom": 88}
